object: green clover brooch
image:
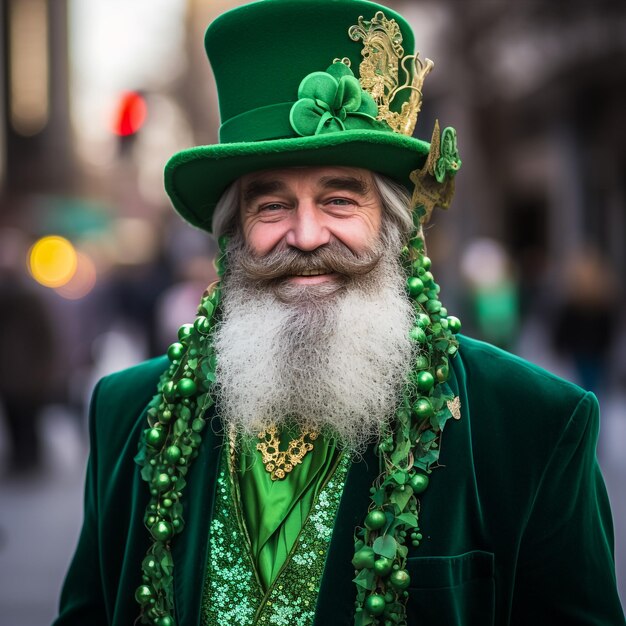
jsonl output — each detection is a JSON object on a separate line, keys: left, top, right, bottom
{"left": 289, "top": 62, "right": 385, "bottom": 136}
{"left": 434, "top": 126, "right": 461, "bottom": 183}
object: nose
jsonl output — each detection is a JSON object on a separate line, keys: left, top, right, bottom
{"left": 284, "top": 202, "right": 331, "bottom": 251}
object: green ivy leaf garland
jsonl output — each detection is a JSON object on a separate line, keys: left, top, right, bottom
{"left": 352, "top": 208, "right": 461, "bottom": 626}
{"left": 133, "top": 238, "right": 229, "bottom": 626}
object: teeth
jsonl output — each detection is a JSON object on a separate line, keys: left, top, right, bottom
{"left": 298, "top": 269, "right": 327, "bottom": 276}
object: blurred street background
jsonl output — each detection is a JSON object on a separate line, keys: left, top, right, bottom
{"left": 0, "top": 0, "right": 625, "bottom": 623}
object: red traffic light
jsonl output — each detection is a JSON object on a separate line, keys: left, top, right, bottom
{"left": 112, "top": 91, "right": 147, "bottom": 137}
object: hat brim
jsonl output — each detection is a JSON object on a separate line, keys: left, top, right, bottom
{"left": 164, "top": 130, "right": 429, "bottom": 232}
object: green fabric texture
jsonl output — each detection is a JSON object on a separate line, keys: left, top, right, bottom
{"left": 53, "top": 337, "right": 626, "bottom": 625}
{"left": 237, "top": 431, "right": 340, "bottom": 590}
{"left": 164, "top": 0, "right": 431, "bottom": 233}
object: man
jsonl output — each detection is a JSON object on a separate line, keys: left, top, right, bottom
{"left": 54, "top": 1, "right": 624, "bottom": 625}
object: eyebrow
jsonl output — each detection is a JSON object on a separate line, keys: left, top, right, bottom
{"left": 318, "top": 176, "right": 370, "bottom": 195}
{"left": 242, "top": 180, "right": 287, "bottom": 204}
{"left": 241, "top": 174, "right": 371, "bottom": 206}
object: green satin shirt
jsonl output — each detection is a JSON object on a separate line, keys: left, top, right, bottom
{"left": 236, "top": 430, "right": 340, "bottom": 590}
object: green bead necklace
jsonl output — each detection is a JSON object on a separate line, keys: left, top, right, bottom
{"left": 352, "top": 215, "right": 461, "bottom": 626}
{"left": 134, "top": 222, "right": 461, "bottom": 626}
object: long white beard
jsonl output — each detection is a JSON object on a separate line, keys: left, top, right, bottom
{"left": 212, "top": 233, "right": 415, "bottom": 452}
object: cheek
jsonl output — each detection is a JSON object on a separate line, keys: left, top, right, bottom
{"left": 331, "top": 216, "right": 381, "bottom": 252}
{"left": 244, "top": 220, "right": 289, "bottom": 255}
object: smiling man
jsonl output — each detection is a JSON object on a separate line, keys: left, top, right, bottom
{"left": 54, "top": 1, "right": 624, "bottom": 626}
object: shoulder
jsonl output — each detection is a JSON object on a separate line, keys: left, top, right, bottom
{"left": 89, "top": 356, "right": 169, "bottom": 455}
{"left": 454, "top": 335, "right": 599, "bottom": 479}
{"left": 95, "top": 355, "right": 169, "bottom": 403}
{"left": 457, "top": 334, "right": 591, "bottom": 419}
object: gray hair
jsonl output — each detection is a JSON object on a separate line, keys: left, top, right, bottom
{"left": 211, "top": 172, "right": 415, "bottom": 242}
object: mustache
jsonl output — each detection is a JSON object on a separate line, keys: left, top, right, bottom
{"left": 233, "top": 240, "right": 384, "bottom": 282}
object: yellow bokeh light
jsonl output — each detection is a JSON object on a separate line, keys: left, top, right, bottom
{"left": 28, "top": 235, "right": 78, "bottom": 288}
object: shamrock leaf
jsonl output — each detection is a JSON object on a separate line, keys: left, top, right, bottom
{"left": 434, "top": 126, "right": 462, "bottom": 183}
{"left": 290, "top": 62, "right": 382, "bottom": 137}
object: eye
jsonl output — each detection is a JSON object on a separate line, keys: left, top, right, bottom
{"left": 326, "top": 197, "right": 354, "bottom": 207}
{"left": 329, "top": 198, "right": 352, "bottom": 205}
{"left": 259, "top": 202, "right": 286, "bottom": 212}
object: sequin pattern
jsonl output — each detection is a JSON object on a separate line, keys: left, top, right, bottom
{"left": 202, "top": 451, "right": 350, "bottom": 626}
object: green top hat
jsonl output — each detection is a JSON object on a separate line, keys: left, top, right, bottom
{"left": 164, "top": 0, "right": 435, "bottom": 232}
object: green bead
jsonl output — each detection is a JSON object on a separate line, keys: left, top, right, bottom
{"left": 162, "top": 498, "right": 173, "bottom": 508}
{"left": 364, "top": 510, "right": 386, "bottom": 531}
{"left": 373, "top": 556, "right": 393, "bottom": 576}
{"left": 421, "top": 256, "right": 432, "bottom": 270}
{"left": 409, "top": 473, "right": 430, "bottom": 494}
{"left": 155, "top": 473, "right": 171, "bottom": 491}
{"left": 164, "top": 445, "right": 181, "bottom": 464}
{"left": 425, "top": 299, "right": 441, "bottom": 314}
{"left": 416, "top": 371, "right": 434, "bottom": 392}
{"left": 159, "top": 409, "right": 172, "bottom": 424}
{"left": 167, "top": 342, "right": 184, "bottom": 362}
{"left": 146, "top": 427, "right": 165, "bottom": 448}
{"left": 364, "top": 594, "right": 386, "bottom": 616}
{"left": 177, "top": 323, "right": 194, "bottom": 342}
{"left": 413, "top": 397, "right": 434, "bottom": 419}
{"left": 439, "top": 307, "right": 448, "bottom": 318}
{"left": 151, "top": 520, "right": 173, "bottom": 541}
{"left": 176, "top": 378, "right": 197, "bottom": 397}
{"left": 389, "top": 569, "right": 411, "bottom": 590}
{"left": 352, "top": 547, "right": 376, "bottom": 570}
{"left": 135, "top": 585, "right": 153, "bottom": 605}
{"left": 156, "top": 617, "right": 175, "bottom": 626}
{"left": 162, "top": 381, "right": 177, "bottom": 401}
{"left": 194, "top": 316, "right": 210, "bottom": 334}
{"left": 406, "top": 276, "right": 424, "bottom": 297}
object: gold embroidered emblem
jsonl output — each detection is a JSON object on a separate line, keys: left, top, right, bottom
{"left": 256, "top": 425, "right": 318, "bottom": 480}
{"left": 447, "top": 396, "right": 461, "bottom": 420}
{"left": 349, "top": 11, "right": 433, "bottom": 136}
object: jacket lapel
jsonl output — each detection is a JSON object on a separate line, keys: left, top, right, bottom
{"left": 172, "top": 412, "right": 224, "bottom": 626}
{"left": 314, "top": 444, "right": 379, "bottom": 625}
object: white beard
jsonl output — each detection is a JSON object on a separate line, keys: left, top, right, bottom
{"left": 212, "top": 231, "right": 415, "bottom": 452}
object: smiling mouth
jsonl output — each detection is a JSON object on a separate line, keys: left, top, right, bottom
{"left": 286, "top": 269, "right": 339, "bottom": 284}
{"left": 296, "top": 269, "right": 329, "bottom": 276}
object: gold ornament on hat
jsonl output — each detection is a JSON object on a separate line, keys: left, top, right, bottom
{"left": 349, "top": 11, "right": 433, "bottom": 136}
{"left": 410, "top": 120, "right": 461, "bottom": 223}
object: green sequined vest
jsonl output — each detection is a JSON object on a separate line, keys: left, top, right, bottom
{"left": 201, "top": 448, "right": 350, "bottom": 626}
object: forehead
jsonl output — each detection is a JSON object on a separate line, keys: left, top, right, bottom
{"left": 239, "top": 166, "right": 376, "bottom": 190}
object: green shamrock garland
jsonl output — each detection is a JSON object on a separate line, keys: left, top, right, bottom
{"left": 352, "top": 210, "right": 461, "bottom": 626}
{"left": 133, "top": 240, "right": 229, "bottom": 626}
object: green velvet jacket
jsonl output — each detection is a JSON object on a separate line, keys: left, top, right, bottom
{"left": 54, "top": 336, "right": 624, "bottom": 626}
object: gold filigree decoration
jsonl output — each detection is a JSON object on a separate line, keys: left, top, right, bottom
{"left": 409, "top": 120, "right": 457, "bottom": 223}
{"left": 447, "top": 396, "right": 462, "bottom": 420}
{"left": 256, "top": 425, "right": 319, "bottom": 480}
{"left": 349, "top": 11, "right": 433, "bottom": 136}
{"left": 332, "top": 56, "right": 352, "bottom": 68}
